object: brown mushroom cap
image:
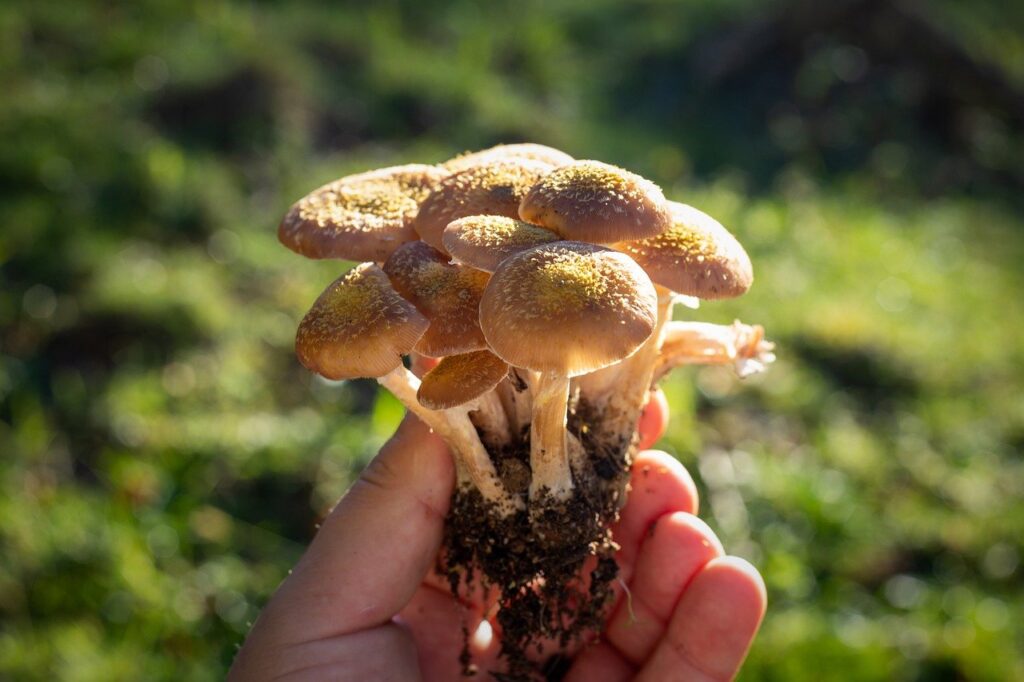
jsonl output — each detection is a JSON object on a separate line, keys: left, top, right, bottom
{"left": 417, "top": 350, "right": 510, "bottom": 410}
{"left": 279, "top": 164, "right": 448, "bottom": 262}
{"left": 618, "top": 202, "right": 753, "bottom": 299}
{"left": 383, "top": 241, "right": 491, "bottom": 357}
{"left": 295, "top": 263, "right": 428, "bottom": 380}
{"left": 479, "top": 241, "right": 658, "bottom": 376}
{"left": 442, "top": 215, "right": 561, "bottom": 272}
{"left": 518, "top": 160, "right": 672, "bottom": 244}
{"left": 414, "top": 159, "right": 555, "bottom": 254}
{"left": 443, "top": 143, "right": 574, "bottom": 173}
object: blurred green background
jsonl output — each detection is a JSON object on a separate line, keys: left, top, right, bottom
{"left": 2, "top": 0, "right": 1023, "bottom": 679}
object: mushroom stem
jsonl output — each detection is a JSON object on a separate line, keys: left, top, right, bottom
{"left": 588, "top": 289, "right": 675, "bottom": 450}
{"left": 528, "top": 372, "right": 573, "bottom": 501}
{"left": 496, "top": 377, "right": 530, "bottom": 443}
{"left": 652, "top": 320, "right": 775, "bottom": 382}
{"left": 469, "top": 390, "right": 511, "bottom": 450}
{"left": 377, "top": 366, "right": 521, "bottom": 515}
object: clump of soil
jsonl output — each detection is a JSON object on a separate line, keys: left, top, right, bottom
{"left": 439, "top": 399, "right": 636, "bottom": 680}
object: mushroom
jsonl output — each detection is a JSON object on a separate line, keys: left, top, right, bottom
{"left": 279, "top": 164, "right": 448, "bottom": 262}
{"left": 418, "top": 350, "right": 512, "bottom": 449}
{"left": 414, "top": 159, "right": 555, "bottom": 254}
{"left": 442, "top": 215, "right": 561, "bottom": 272}
{"left": 295, "top": 263, "right": 518, "bottom": 515}
{"left": 582, "top": 201, "right": 758, "bottom": 454}
{"left": 619, "top": 202, "right": 753, "bottom": 300}
{"left": 443, "top": 143, "right": 574, "bottom": 173}
{"left": 479, "top": 242, "right": 658, "bottom": 502}
{"left": 382, "top": 241, "right": 491, "bottom": 358}
{"left": 653, "top": 320, "right": 776, "bottom": 382}
{"left": 519, "top": 160, "right": 673, "bottom": 244}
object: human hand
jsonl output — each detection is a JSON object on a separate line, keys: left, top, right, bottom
{"left": 229, "top": 393, "right": 766, "bottom": 681}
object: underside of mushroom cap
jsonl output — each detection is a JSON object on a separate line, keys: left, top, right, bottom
{"left": 295, "top": 263, "right": 428, "bottom": 380}
{"left": 519, "top": 160, "right": 672, "bottom": 244}
{"left": 443, "top": 215, "right": 561, "bottom": 272}
{"left": 479, "top": 241, "right": 658, "bottom": 376}
{"left": 414, "top": 159, "right": 555, "bottom": 254}
{"left": 619, "top": 201, "right": 753, "bottom": 299}
{"left": 417, "top": 350, "right": 510, "bottom": 410}
{"left": 443, "top": 143, "right": 574, "bottom": 173}
{"left": 279, "top": 164, "right": 449, "bottom": 262}
{"left": 383, "top": 241, "right": 491, "bottom": 357}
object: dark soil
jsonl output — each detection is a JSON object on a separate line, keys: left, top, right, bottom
{"left": 440, "top": 399, "right": 637, "bottom": 680}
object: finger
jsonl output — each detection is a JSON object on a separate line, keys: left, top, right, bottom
{"left": 398, "top": 585, "right": 500, "bottom": 682}
{"left": 410, "top": 353, "right": 440, "bottom": 377}
{"left": 256, "top": 414, "right": 455, "bottom": 643}
{"left": 636, "top": 388, "right": 669, "bottom": 450}
{"left": 610, "top": 451, "right": 699, "bottom": 584}
{"left": 563, "top": 641, "right": 635, "bottom": 682}
{"left": 605, "top": 513, "right": 723, "bottom": 664}
{"left": 636, "top": 556, "right": 766, "bottom": 682}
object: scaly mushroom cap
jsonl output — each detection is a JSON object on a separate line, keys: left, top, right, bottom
{"left": 279, "top": 164, "right": 449, "bottom": 262}
{"left": 383, "top": 241, "right": 491, "bottom": 357}
{"left": 480, "top": 242, "right": 658, "bottom": 376}
{"left": 443, "top": 215, "right": 561, "bottom": 272}
{"left": 414, "top": 159, "right": 554, "bottom": 254}
{"left": 295, "top": 263, "right": 428, "bottom": 380}
{"left": 417, "top": 350, "right": 510, "bottom": 410}
{"left": 519, "top": 160, "right": 672, "bottom": 244}
{"left": 619, "top": 202, "right": 753, "bottom": 299}
{"left": 443, "top": 143, "right": 574, "bottom": 173}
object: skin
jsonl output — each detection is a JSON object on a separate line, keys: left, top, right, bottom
{"left": 229, "top": 390, "right": 766, "bottom": 681}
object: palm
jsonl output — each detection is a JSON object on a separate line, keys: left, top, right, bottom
{"left": 401, "top": 451, "right": 764, "bottom": 681}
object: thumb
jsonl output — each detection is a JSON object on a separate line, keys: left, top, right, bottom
{"left": 257, "top": 413, "right": 455, "bottom": 643}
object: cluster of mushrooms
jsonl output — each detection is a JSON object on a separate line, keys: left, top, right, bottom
{"left": 279, "top": 143, "right": 774, "bottom": 675}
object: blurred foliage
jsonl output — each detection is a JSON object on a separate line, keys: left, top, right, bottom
{"left": 1, "top": 0, "right": 1023, "bottom": 680}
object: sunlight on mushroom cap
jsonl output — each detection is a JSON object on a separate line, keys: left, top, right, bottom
{"left": 417, "top": 350, "right": 510, "bottom": 410}
{"left": 279, "top": 164, "right": 449, "bottom": 262}
{"left": 295, "top": 263, "right": 428, "bottom": 380}
{"left": 443, "top": 143, "right": 574, "bottom": 173}
{"left": 619, "top": 201, "right": 753, "bottom": 299}
{"left": 414, "top": 159, "right": 555, "bottom": 254}
{"left": 383, "top": 241, "right": 491, "bottom": 357}
{"left": 519, "top": 160, "right": 672, "bottom": 244}
{"left": 480, "top": 242, "right": 658, "bottom": 376}
{"left": 443, "top": 215, "right": 561, "bottom": 272}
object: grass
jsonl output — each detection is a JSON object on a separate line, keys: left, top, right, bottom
{"left": 1, "top": 0, "right": 1022, "bottom": 679}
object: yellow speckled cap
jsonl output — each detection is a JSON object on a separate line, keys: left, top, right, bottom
{"left": 417, "top": 350, "right": 510, "bottom": 410}
{"left": 279, "top": 164, "right": 449, "bottom": 262}
{"left": 442, "top": 215, "right": 561, "bottom": 272}
{"left": 619, "top": 202, "right": 753, "bottom": 299}
{"left": 443, "top": 143, "right": 574, "bottom": 173}
{"left": 383, "top": 241, "right": 491, "bottom": 357}
{"left": 295, "top": 263, "right": 428, "bottom": 380}
{"left": 414, "top": 159, "right": 554, "bottom": 254}
{"left": 479, "top": 242, "right": 658, "bottom": 376}
{"left": 519, "top": 160, "right": 672, "bottom": 244}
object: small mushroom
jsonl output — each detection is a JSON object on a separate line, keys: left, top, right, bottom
{"left": 480, "top": 242, "right": 658, "bottom": 501}
{"left": 653, "top": 320, "right": 775, "bottom": 382}
{"left": 519, "top": 160, "right": 672, "bottom": 244}
{"left": 442, "top": 215, "right": 561, "bottom": 272}
{"left": 382, "top": 241, "right": 491, "bottom": 357}
{"left": 414, "top": 159, "right": 555, "bottom": 254}
{"left": 443, "top": 143, "right": 574, "bottom": 173}
{"left": 295, "top": 263, "right": 518, "bottom": 514}
{"left": 418, "top": 350, "right": 512, "bottom": 449}
{"left": 279, "top": 164, "right": 448, "bottom": 262}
